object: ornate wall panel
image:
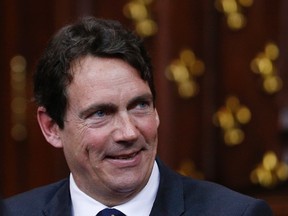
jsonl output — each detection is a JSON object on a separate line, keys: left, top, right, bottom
{"left": 1, "top": 0, "right": 288, "bottom": 214}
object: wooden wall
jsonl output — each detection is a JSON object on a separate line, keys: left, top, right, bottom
{"left": 1, "top": 0, "right": 287, "bottom": 214}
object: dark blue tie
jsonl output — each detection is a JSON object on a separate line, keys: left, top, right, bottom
{"left": 96, "top": 208, "right": 126, "bottom": 216}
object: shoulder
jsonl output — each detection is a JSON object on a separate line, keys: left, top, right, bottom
{"left": 3, "top": 178, "right": 69, "bottom": 215}
{"left": 181, "top": 176, "right": 256, "bottom": 205}
{"left": 181, "top": 177, "right": 272, "bottom": 215}
{"left": 156, "top": 158, "right": 273, "bottom": 215}
{"left": 4, "top": 178, "right": 69, "bottom": 204}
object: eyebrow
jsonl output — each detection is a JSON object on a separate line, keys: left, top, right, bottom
{"left": 78, "top": 93, "right": 154, "bottom": 119}
{"left": 127, "top": 93, "right": 154, "bottom": 107}
{"left": 78, "top": 103, "right": 117, "bottom": 119}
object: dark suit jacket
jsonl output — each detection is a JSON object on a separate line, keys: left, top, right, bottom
{"left": 3, "top": 159, "right": 273, "bottom": 216}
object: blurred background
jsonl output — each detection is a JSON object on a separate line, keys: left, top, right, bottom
{"left": 1, "top": 0, "right": 288, "bottom": 214}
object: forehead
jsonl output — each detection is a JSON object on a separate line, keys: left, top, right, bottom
{"left": 70, "top": 56, "right": 141, "bottom": 83}
{"left": 67, "top": 56, "right": 151, "bottom": 103}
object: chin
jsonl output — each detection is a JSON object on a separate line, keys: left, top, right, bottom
{"left": 109, "top": 173, "right": 148, "bottom": 195}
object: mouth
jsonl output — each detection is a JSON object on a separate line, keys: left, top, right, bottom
{"left": 106, "top": 150, "right": 141, "bottom": 160}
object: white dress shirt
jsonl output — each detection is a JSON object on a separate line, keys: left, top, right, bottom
{"left": 70, "top": 161, "right": 160, "bottom": 216}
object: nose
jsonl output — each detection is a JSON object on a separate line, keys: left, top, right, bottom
{"left": 113, "top": 113, "right": 139, "bottom": 144}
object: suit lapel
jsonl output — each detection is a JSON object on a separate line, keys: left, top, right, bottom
{"left": 149, "top": 158, "right": 185, "bottom": 216}
{"left": 39, "top": 160, "right": 185, "bottom": 216}
{"left": 42, "top": 179, "right": 72, "bottom": 216}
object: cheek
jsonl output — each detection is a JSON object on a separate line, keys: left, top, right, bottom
{"left": 80, "top": 128, "right": 111, "bottom": 155}
{"left": 62, "top": 129, "right": 107, "bottom": 171}
{"left": 60, "top": 126, "right": 92, "bottom": 160}
{"left": 137, "top": 116, "right": 159, "bottom": 141}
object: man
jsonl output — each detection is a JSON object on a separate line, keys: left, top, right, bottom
{"left": 4, "top": 17, "right": 273, "bottom": 215}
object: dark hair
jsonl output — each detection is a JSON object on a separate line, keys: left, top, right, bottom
{"left": 34, "top": 17, "right": 155, "bottom": 129}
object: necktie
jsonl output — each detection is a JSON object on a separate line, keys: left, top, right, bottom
{"left": 96, "top": 208, "right": 126, "bottom": 216}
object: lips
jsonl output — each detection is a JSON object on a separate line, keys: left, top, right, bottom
{"left": 104, "top": 149, "right": 144, "bottom": 168}
{"left": 107, "top": 151, "right": 140, "bottom": 160}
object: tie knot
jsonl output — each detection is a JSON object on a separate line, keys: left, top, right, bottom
{"left": 96, "top": 208, "right": 126, "bottom": 216}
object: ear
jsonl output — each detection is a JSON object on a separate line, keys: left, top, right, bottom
{"left": 37, "top": 106, "right": 63, "bottom": 148}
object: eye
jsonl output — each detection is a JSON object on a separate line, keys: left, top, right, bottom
{"left": 87, "top": 108, "right": 112, "bottom": 119}
{"left": 94, "top": 109, "right": 107, "bottom": 117}
{"left": 132, "top": 100, "right": 154, "bottom": 114}
{"left": 84, "top": 104, "right": 116, "bottom": 119}
{"left": 86, "top": 109, "right": 112, "bottom": 126}
{"left": 137, "top": 101, "right": 150, "bottom": 109}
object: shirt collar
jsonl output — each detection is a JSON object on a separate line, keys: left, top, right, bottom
{"left": 70, "top": 161, "right": 160, "bottom": 216}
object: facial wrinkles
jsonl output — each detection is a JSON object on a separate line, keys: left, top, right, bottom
{"left": 70, "top": 60, "right": 154, "bottom": 149}
{"left": 65, "top": 103, "right": 88, "bottom": 130}
{"left": 65, "top": 81, "right": 157, "bottom": 158}
{"left": 64, "top": 101, "right": 114, "bottom": 160}
{"left": 62, "top": 104, "right": 92, "bottom": 161}
{"left": 58, "top": 57, "right": 159, "bottom": 206}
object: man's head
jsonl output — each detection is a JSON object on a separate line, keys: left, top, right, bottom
{"left": 35, "top": 17, "right": 159, "bottom": 206}
{"left": 34, "top": 17, "right": 155, "bottom": 129}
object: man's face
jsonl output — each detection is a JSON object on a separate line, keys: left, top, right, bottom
{"left": 59, "top": 56, "right": 159, "bottom": 205}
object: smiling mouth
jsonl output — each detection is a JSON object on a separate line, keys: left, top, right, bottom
{"left": 107, "top": 150, "right": 140, "bottom": 160}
